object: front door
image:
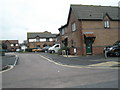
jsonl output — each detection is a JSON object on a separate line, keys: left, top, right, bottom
{"left": 86, "top": 43, "right": 92, "bottom": 54}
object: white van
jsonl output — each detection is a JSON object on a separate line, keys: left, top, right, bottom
{"left": 48, "top": 44, "right": 60, "bottom": 53}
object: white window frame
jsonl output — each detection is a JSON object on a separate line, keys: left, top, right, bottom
{"left": 104, "top": 20, "right": 110, "bottom": 28}
{"left": 49, "top": 38, "right": 53, "bottom": 41}
{"left": 72, "top": 23, "right": 76, "bottom": 32}
{"left": 29, "top": 39, "right": 36, "bottom": 42}
{"left": 11, "top": 44, "right": 14, "bottom": 46}
{"left": 40, "top": 38, "right": 46, "bottom": 42}
{"left": 16, "top": 44, "right": 18, "bottom": 46}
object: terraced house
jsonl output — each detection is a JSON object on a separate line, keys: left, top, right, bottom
{"left": 27, "top": 31, "right": 57, "bottom": 49}
{"left": 2, "top": 40, "right": 19, "bottom": 52}
{"left": 59, "top": 5, "right": 119, "bottom": 55}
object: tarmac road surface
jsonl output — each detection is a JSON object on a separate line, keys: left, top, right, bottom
{"left": 2, "top": 53, "right": 119, "bottom": 88}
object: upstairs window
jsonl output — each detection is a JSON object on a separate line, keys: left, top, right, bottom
{"left": 36, "top": 37, "right": 40, "bottom": 42}
{"left": 49, "top": 38, "right": 53, "bottom": 41}
{"left": 104, "top": 20, "right": 110, "bottom": 28}
{"left": 29, "top": 39, "right": 36, "bottom": 42}
{"left": 36, "top": 39, "right": 40, "bottom": 42}
{"left": 72, "top": 23, "right": 76, "bottom": 32}
{"left": 61, "top": 28, "right": 64, "bottom": 35}
{"left": 40, "top": 39, "right": 46, "bottom": 42}
{"left": 11, "top": 44, "right": 14, "bottom": 46}
{"left": 46, "top": 38, "right": 49, "bottom": 42}
{"left": 16, "top": 44, "right": 18, "bottom": 46}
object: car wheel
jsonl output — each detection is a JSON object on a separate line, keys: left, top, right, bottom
{"left": 114, "top": 52, "right": 119, "bottom": 56}
{"left": 52, "top": 50, "right": 55, "bottom": 54}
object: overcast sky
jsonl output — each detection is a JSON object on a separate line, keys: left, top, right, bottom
{"left": 0, "top": 0, "right": 119, "bottom": 43}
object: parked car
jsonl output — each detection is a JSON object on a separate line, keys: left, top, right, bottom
{"left": 32, "top": 48, "right": 43, "bottom": 52}
{"left": 48, "top": 44, "right": 60, "bottom": 53}
{"left": 16, "top": 49, "right": 21, "bottom": 52}
{"left": 42, "top": 46, "right": 51, "bottom": 52}
{"left": 104, "top": 40, "right": 120, "bottom": 56}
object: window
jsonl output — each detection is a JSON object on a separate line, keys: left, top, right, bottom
{"left": 61, "top": 28, "right": 64, "bottom": 35}
{"left": 29, "top": 39, "right": 36, "bottom": 42}
{"left": 55, "top": 45, "right": 59, "bottom": 48}
{"left": 36, "top": 37, "right": 40, "bottom": 42}
{"left": 36, "top": 39, "right": 39, "bottom": 42}
{"left": 49, "top": 38, "right": 53, "bottom": 41}
{"left": 40, "top": 39, "right": 46, "bottom": 42}
{"left": 72, "top": 23, "right": 76, "bottom": 31}
{"left": 16, "top": 44, "right": 18, "bottom": 46}
{"left": 46, "top": 38, "right": 49, "bottom": 42}
{"left": 11, "top": 44, "right": 14, "bottom": 46}
{"left": 104, "top": 20, "right": 110, "bottom": 28}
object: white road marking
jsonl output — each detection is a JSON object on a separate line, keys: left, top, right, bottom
{"left": 0, "top": 53, "right": 18, "bottom": 73}
{"left": 13, "top": 55, "right": 19, "bottom": 66}
{"left": 88, "top": 61, "right": 119, "bottom": 67}
{"left": 0, "top": 65, "right": 14, "bottom": 73}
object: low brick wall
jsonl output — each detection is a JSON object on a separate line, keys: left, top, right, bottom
{"left": 92, "top": 46, "right": 105, "bottom": 55}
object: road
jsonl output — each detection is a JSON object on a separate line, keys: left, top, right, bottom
{"left": 2, "top": 53, "right": 119, "bottom": 88}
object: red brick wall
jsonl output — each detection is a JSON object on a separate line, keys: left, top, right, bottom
{"left": 92, "top": 47, "right": 105, "bottom": 55}
{"left": 59, "top": 10, "right": 118, "bottom": 56}
{"left": 82, "top": 46, "right": 105, "bottom": 55}
{"left": 67, "top": 10, "right": 84, "bottom": 55}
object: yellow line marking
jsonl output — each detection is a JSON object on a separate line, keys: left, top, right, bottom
{"left": 39, "top": 54, "right": 119, "bottom": 69}
{"left": 88, "top": 61, "right": 119, "bottom": 67}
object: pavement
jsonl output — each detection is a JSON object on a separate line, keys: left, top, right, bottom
{"left": 39, "top": 52, "right": 120, "bottom": 68}
{"left": 0, "top": 53, "right": 18, "bottom": 71}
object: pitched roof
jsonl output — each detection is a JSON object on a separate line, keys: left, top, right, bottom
{"left": 70, "top": 5, "right": 119, "bottom": 20}
{"left": 27, "top": 32, "right": 57, "bottom": 39}
{"left": 2, "top": 40, "right": 18, "bottom": 44}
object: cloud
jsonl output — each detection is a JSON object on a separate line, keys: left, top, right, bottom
{"left": 0, "top": 0, "right": 119, "bottom": 43}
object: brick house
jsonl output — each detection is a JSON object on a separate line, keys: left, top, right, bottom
{"left": 58, "top": 5, "right": 119, "bottom": 55}
{"left": 2, "top": 40, "right": 19, "bottom": 52}
{"left": 27, "top": 31, "right": 57, "bottom": 48}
